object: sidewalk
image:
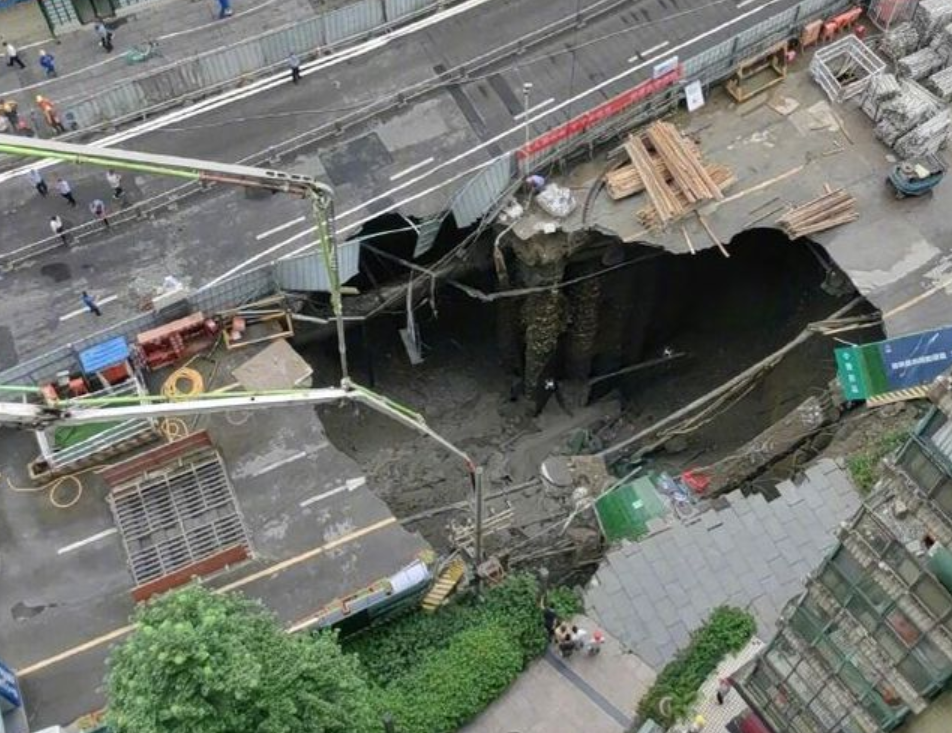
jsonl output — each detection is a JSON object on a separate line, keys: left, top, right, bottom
{"left": 460, "top": 615, "right": 656, "bottom": 733}
{"left": 0, "top": 0, "right": 324, "bottom": 115}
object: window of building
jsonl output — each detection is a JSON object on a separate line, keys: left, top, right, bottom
{"left": 873, "top": 625, "right": 907, "bottom": 664}
{"left": 898, "top": 441, "right": 944, "bottom": 493}
{"left": 848, "top": 594, "right": 879, "bottom": 633}
{"left": 821, "top": 565, "right": 852, "bottom": 604}
{"left": 933, "top": 477, "right": 952, "bottom": 518}
{"left": 857, "top": 514, "right": 892, "bottom": 557}
{"left": 885, "top": 609, "right": 921, "bottom": 645}
{"left": 898, "top": 653, "right": 936, "bottom": 694}
{"left": 912, "top": 575, "right": 952, "bottom": 619}
{"left": 833, "top": 548, "right": 867, "bottom": 584}
{"left": 791, "top": 607, "right": 824, "bottom": 645}
{"left": 883, "top": 543, "right": 921, "bottom": 586}
{"left": 857, "top": 575, "right": 892, "bottom": 613}
{"left": 911, "top": 636, "right": 952, "bottom": 681}
{"left": 920, "top": 409, "right": 948, "bottom": 440}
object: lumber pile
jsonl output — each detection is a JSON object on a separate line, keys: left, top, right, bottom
{"left": 637, "top": 166, "right": 736, "bottom": 230}
{"left": 776, "top": 189, "right": 857, "bottom": 239}
{"left": 609, "top": 121, "right": 733, "bottom": 229}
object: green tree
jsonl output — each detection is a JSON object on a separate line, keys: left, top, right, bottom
{"left": 105, "top": 585, "right": 375, "bottom": 733}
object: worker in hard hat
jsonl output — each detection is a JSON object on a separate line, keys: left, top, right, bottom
{"left": 36, "top": 95, "right": 65, "bottom": 135}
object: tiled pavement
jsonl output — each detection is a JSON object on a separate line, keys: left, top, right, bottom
{"left": 585, "top": 458, "right": 862, "bottom": 670}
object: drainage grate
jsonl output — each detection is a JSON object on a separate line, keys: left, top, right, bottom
{"left": 109, "top": 452, "right": 250, "bottom": 587}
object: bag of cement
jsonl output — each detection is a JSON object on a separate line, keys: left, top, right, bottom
{"left": 881, "top": 22, "right": 919, "bottom": 60}
{"left": 535, "top": 183, "right": 578, "bottom": 219}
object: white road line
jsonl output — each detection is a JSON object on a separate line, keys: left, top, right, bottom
{"left": 627, "top": 41, "right": 670, "bottom": 63}
{"left": 57, "top": 528, "right": 118, "bottom": 555}
{"left": 250, "top": 450, "right": 308, "bottom": 476}
{"left": 255, "top": 217, "right": 306, "bottom": 241}
{"left": 299, "top": 476, "right": 366, "bottom": 508}
{"left": 216, "top": 0, "right": 788, "bottom": 276}
{"left": 390, "top": 157, "right": 435, "bottom": 181}
{"left": 59, "top": 294, "right": 117, "bottom": 322}
{"left": 513, "top": 98, "right": 555, "bottom": 120}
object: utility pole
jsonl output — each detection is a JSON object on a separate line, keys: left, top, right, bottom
{"left": 522, "top": 82, "right": 533, "bottom": 148}
{"left": 473, "top": 465, "right": 485, "bottom": 594}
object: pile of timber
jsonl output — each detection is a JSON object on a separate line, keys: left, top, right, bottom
{"left": 776, "top": 188, "right": 857, "bottom": 238}
{"left": 607, "top": 121, "right": 734, "bottom": 229}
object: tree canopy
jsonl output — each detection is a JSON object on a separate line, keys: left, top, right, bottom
{"left": 105, "top": 585, "right": 376, "bottom": 733}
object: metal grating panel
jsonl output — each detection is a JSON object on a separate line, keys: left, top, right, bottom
{"left": 274, "top": 240, "right": 360, "bottom": 292}
{"left": 109, "top": 452, "right": 250, "bottom": 586}
{"left": 450, "top": 154, "right": 514, "bottom": 228}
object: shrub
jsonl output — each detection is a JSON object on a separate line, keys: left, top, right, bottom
{"left": 636, "top": 606, "right": 756, "bottom": 726}
{"left": 375, "top": 624, "right": 524, "bottom": 733}
{"left": 546, "top": 585, "right": 583, "bottom": 620}
{"left": 846, "top": 429, "right": 908, "bottom": 493}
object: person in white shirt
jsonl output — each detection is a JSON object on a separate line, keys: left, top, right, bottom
{"left": 56, "top": 177, "right": 76, "bottom": 207}
{"left": 28, "top": 169, "right": 48, "bottom": 197}
{"left": 50, "top": 216, "right": 68, "bottom": 245}
{"left": 106, "top": 170, "right": 123, "bottom": 199}
{"left": 4, "top": 41, "right": 25, "bottom": 69}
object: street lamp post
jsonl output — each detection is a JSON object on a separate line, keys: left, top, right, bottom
{"left": 521, "top": 82, "right": 533, "bottom": 148}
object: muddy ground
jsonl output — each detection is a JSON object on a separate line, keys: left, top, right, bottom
{"left": 304, "top": 230, "right": 891, "bottom": 565}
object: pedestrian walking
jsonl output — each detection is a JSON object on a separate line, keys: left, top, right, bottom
{"left": 288, "top": 52, "right": 302, "bottom": 84}
{"left": 38, "top": 49, "right": 56, "bottom": 77}
{"left": 1, "top": 98, "right": 19, "bottom": 128}
{"left": 89, "top": 198, "right": 110, "bottom": 228}
{"left": 106, "top": 169, "right": 124, "bottom": 199}
{"left": 50, "top": 215, "right": 68, "bottom": 245}
{"left": 36, "top": 95, "right": 66, "bottom": 134}
{"left": 4, "top": 41, "right": 25, "bottom": 70}
{"left": 542, "top": 604, "right": 558, "bottom": 642}
{"left": 81, "top": 291, "right": 102, "bottom": 317}
{"left": 217, "top": 0, "right": 233, "bottom": 19}
{"left": 28, "top": 169, "right": 48, "bottom": 197}
{"left": 94, "top": 20, "right": 114, "bottom": 52}
{"left": 56, "top": 177, "right": 77, "bottom": 207}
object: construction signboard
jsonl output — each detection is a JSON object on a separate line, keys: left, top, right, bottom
{"left": 835, "top": 326, "right": 952, "bottom": 402}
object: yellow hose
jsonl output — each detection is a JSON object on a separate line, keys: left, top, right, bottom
{"left": 161, "top": 367, "right": 204, "bottom": 399}
{"left": 4, "top": 472, "right": 85, "bottom": 510}
{"left": 159, "top": 417, "right": 190, "bottom": 442}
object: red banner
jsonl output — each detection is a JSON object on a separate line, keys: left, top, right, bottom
{"left": 517, "top": 67, "right": 683, "bottom": 159}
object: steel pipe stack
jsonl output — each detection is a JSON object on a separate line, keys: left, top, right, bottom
{"left": 895, "top": 109, "right": 952, "bottom": 157}
{"left": 881, "top": 22, "right": 920, "bottom": 60}
{"left": 898, "top": 47, "right": 945, "bottom": 79}
{"left": 914, "top": 0, "right": 952, "bottom": 43}
{"left": 927, "top": 65, "right": 952, "bottom": 99}
{"left": 874, "top": 80, "right": 943, "bottom": 145}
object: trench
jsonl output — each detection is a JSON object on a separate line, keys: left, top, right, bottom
{"left": 305, "top": 223, "right": 882, "bottom": 571}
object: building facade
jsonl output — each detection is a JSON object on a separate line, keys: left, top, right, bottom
{"left": 0, "top": 0, "right": 160, "bottom": 39}
{"left": 733, "top": 376, "right": 952, "bottom": 733}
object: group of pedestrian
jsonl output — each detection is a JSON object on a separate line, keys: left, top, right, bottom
{"left": 543, "top": 604, "right": 603, "bottom": 659}
{"left": 31, "top": 167, "right": 126, "bottom": 246}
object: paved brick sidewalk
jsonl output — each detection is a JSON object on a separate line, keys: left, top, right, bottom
{"left": 0, "top": 0, "right": 323, "bottom": 114}
{"left": 461, "top": 614, "right": 656, "bottom": 733}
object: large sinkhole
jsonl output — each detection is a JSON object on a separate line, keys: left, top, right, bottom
{"left": 310, "top": 224, "right": 881, "bottom": 525}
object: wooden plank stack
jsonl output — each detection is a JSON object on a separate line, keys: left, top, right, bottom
{"left": 776, "top": 188, "right": 858, "bottom": 238}
{"left": 604, "top": 121, "right": 734, "bottom": 230}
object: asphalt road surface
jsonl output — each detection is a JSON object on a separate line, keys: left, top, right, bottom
{"left": 0, "top": 0, "right": 802, "bottom": 368}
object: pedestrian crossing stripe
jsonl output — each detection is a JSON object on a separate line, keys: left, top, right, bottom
{"left": 866, "top": 386, "right": 930, "bottom": 407}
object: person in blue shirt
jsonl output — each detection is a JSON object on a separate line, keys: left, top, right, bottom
{"left": 38, "top": 50, "right": 55, "bottom": 77}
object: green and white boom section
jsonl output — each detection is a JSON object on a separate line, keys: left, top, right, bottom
{"left": 0, "top": 136, "right": 473, "bottom": 467}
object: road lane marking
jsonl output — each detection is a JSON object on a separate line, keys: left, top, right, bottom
{"left": 57, "top": 528, "right": 119, "bottom": 555}
{"left": 250, "top": 450, "right": 308, "bottom": 476}
{"left": 17, "top": 515, "right": 397, "bottom": 676}
{"left": 299, "top": 476, "right": 367, "bottom": 507}
{"left": 513, "top": 97, "right": 555, "bottom": 120}
{"left": 59, "top": 294, "right": 117, "bottom": 322}
{"left": 627, "top": 40, "right": 670, "bottom": 62}
{"left": 389, "top": 157, "right": 435, "bottom": 181}
{"left": 255, "top": 217, "right": 306, "bottom": 241}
